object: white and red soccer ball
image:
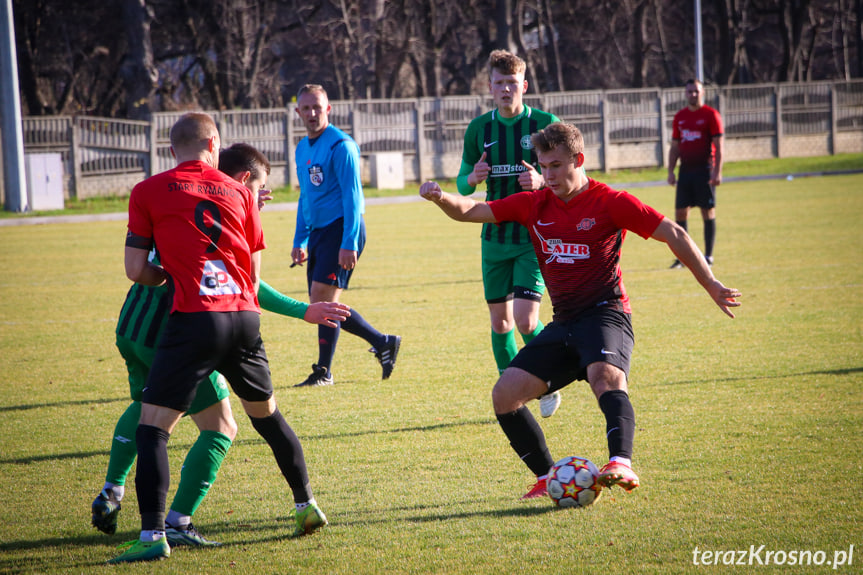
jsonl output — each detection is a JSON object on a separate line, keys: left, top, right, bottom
{"left": 546, "top": 456, "right": 603, "bottom": 508}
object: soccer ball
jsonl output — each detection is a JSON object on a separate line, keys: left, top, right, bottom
{"left": 546, "top": 456, "right": 602, "bottom": 508}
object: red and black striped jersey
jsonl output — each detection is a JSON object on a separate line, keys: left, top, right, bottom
{"left": 488, "top": 180, "right": 664, "bottom": 321}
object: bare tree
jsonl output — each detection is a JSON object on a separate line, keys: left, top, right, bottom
{"left": 12, "top": 0, "right": 861, "bottom": 117}
{"left": 833, "top": 0, "right": 852, "bottom": 79}
{"left": 858, "top": 0, "right": 863, "bottom": 77}
{"left": 120, "top": 0, "right": 158, "bottom": 119}
{"left": 495, "top": 0, "right": 516, "bottom": 52}
{"left": 715, "top": 0, "right": 755, "bottom": 84}
{"left": 653, "top": 0, "right": 678, "bottom": 86}
{"left": 630, "top": 0, "right": 651, "bottom": 88}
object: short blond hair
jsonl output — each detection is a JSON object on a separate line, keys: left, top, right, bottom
{"left": 531, "top": 122, "right": 584, "bottom": 157}
{"left": 488, "top": 50, "right": 526, "bottom": 77}
{"left": 169, "top": 112, "right": 218, "bottom": 153}
{"left": 297, "top": 84, "right": 327, "bottom": 100}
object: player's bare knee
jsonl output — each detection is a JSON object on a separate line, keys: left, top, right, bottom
{"left": 491, "top": 321, "right": 514, "bottom": 334}
{"left": 222, "top": 416, "right": 239, "bottom": 441}
{"left": 491, "top": 378, "right": 517, "bottom": 413}
{"left": 515, "top": 316, "right": 538, "bottom": 335}
{"left": 241, "top": 396, "right": 277, "bottom": 419}
{"left": 493, "top": 368, "right": 545, "bottom": 413}
{"left": 586, "top": 362, "right": 627, "bottom": 399}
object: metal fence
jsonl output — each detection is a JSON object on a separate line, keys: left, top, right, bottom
{"left": 14, "top": 80, "right": 863, "bottom": 200}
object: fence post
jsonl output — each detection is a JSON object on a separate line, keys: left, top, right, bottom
{"left": 351, "top": 105, "right": 359, "bottom": 146}
{"left": 830, "top": 82, "right": 837, "bottom": 155}
{"left": 775, "top": 84, "right": 783, "bottom": 158}
{"left": 285, "top": 107, "right": 294, "bottom": 189}
{"left": 70, "top": 117, "right": 81, "bottom": 199}
{"left": 600, "top": 92, "right": 610, "bottom": 172}
{"left": 414, "top": 101, "right": 425, "bottom": 183}
{"left": 148, "top": 118, "right": 157, "bottom": 178}
{"left": 659, "top": 88, "right": 668, "bottom": 170}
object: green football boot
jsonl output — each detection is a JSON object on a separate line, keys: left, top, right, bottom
{"left": 91, "top": 490, "right": 121, "bottom": 535}
{"left": 291, "top": 501, "right": 328, "bottom": 538}
{"left": 165, "top": 522, "right": 222, "bottom": 547}
{"left": 107, "top": 537, "right": 170, "bottom": 564}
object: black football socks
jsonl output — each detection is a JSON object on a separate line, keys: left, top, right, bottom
{"left": 598, "top": 389, "right": 635, "bottom": 460}
{"left": 496, "top": 406, "right": 555, "bottom": 477}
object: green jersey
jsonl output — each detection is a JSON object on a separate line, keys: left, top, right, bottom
{"left": 116, "top": 282, "right": 170, "bottom": 349}
{"left": 459, "top": 105, "right": 559, "bottom": 245}
{"left": 115, "top": 279, "right": 308, "bottom": 350}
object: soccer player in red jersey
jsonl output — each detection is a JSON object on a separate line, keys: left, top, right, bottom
{"left": 420, "top": 122, "right": 741, "bottom": 500}
{"left": 667, "top": 78, "right": 724, "bottom": 268}
{"left": 110, "top": 113, "right": 328, "bottom": 563}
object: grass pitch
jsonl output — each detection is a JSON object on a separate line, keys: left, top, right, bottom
{"left": 0, "top": 173, "right": 861, "bottom": 574}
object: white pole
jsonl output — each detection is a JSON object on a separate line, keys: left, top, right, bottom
{"left": 0, "top": 0, "right": 28, "bottom": 212}
{"left": 694, "top": 0, "right": 704, "bottom": 82}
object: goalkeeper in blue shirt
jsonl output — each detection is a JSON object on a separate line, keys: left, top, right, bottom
{"left": 291, "top": 84, "right": 401, "bottom": 387}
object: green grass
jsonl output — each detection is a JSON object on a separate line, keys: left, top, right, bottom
{"left": 1, "top": 173, "right": 862, "bottom": 573}
{"left": 4, "top": 153, "right": 862, "bottom": 219}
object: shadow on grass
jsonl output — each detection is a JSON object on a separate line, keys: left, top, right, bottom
{"left": 0, "top": 531, "right": 147, "bottom": 573}
{"left": 0, "top": 395, "right": 127, "bottom": 413}
{"left": 0, "top": 502, "right": 555, "bottom": 572}
{"left": 199, "top": 501, "right": 557, "bottom": 547}
{"left": 661, "top": 365, "right": 863, "bottom": 385}
{"left": 301, "top": 417, "right": 495, "bottom": 442}
{"left": 0, "top": 419, "right": 495, "bottom": 466}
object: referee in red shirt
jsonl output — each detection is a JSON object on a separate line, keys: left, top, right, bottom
{"left": 667, "top": 79, "right": 724, "bottom": 268}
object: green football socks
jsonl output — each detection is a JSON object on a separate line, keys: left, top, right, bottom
{"left": 104, "top": 401, "right": 142, "bottom": 486}
{"left": 170, "top": 430, "right": 232, "bottom": 516}
{"left": 520, "top": 321, "right": 544, "bottom": 345}
{"left": 491, "top": 329, "right": 518, "bottom": 374}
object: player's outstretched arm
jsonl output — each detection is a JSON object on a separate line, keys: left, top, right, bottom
{"left": 258, "top": 280, "right": 350, "bottom": 326}
{"left": 304, "top": 301, "right": 351, "bottom": 328}
{"left": 651, "top": 218, "right": 741, "bottom": 318}
{"left": 419, "top": 181, "right": 497, "bottom": 223}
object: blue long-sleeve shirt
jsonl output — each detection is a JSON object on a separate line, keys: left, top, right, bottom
{"left": 293, "top": 125, "right": 365, "bottom": 251}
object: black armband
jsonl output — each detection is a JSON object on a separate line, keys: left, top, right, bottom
{"left": 125, "top": 230, "right": 153, "bottom": 250}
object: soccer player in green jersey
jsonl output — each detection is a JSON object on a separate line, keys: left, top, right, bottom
{"left": 92, "top": 143, "right": 349, "bottom": 548}
{"left": 457, "top": 50, "right": 562, "bottom": 417}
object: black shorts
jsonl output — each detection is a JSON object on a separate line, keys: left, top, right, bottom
{"left": 508, "top": 307, "right": 634, "bottom": 393}
{"left": 142, "top": 311, "right": 273, "bottom": 412}
{"left": 675, "top": 169, "right": 716, "bottom": 210}
{"left": 307, "top": 217, "right": 366, "bottom": 290}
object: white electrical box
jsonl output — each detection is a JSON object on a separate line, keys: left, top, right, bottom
{"left": 369, "top": 152, "right": 404, "bottom": 190}
{"left": 26, "top": 153, "right": 65, "bottom": 211}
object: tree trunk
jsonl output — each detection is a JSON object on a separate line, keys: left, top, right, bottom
{"left": 653, "top": 0, "right": 677, "bottom": 86}
{"left": 13, "top": 2, "right": 49, "bottom": 115}
{"left": 543, "top": 0, "right": 564, "bottom": 91}
{"left": 858, "top": 0, "right": 863, "bottom": 77}
{"left": 631, "top": 0, "right": 649, "bottom": 88}
{"left": 495, "top": 0, "right": 515, "bottom": 51}
{"left": 119, "top": 0, "right": 157, "bottom": 120}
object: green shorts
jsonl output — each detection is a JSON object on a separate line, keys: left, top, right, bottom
{"left": 481, "top": 239, "right": 545, "bottom": 303}
{"left": 115, "top": 335, "right": 230, "bottom": 415}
